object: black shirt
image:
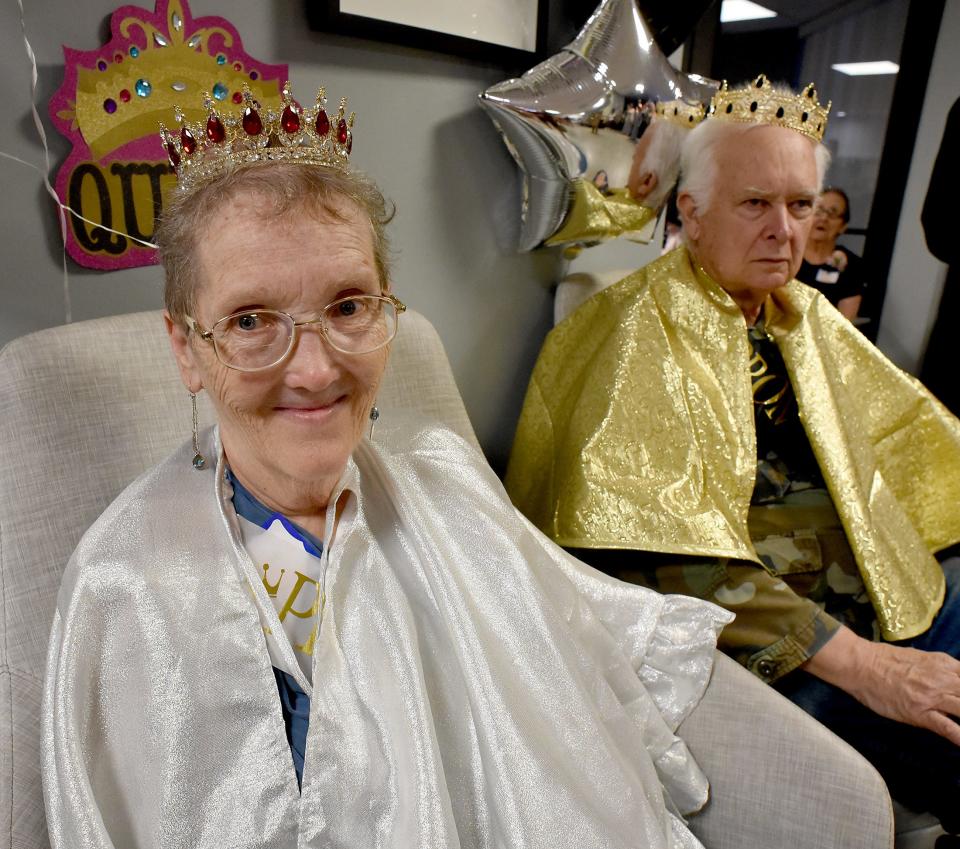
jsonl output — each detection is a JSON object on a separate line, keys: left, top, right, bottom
{"left": 748, "top": 318, "right": 824, "bottom": 502}
{"left": 796, "top": 246, "right": 864, "bottom": 307}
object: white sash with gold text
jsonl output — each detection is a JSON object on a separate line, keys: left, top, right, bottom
{"left": 237, "top": 514, "right": 322, "bottom": 682}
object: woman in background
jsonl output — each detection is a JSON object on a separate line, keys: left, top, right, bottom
{"left": 797, "top": 186, "right": 865, "bottom": 321}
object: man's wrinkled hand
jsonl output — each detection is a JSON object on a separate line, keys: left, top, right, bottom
{"left": 804, "top": 626, "right": 960, "bottom": 746}
{"left": 856, "top": 642, "right": 960, "bottom": 746}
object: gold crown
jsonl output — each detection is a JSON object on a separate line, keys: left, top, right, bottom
{"left": 160, "top": 81, "right": 355, "bottom": 192}
{"left": 655, "top": 99, "right": 706, "bottom": 128}
{"left": 54, "top": 0, "right": 290, "bottom": 161}
{"left": 708, "top": 75, "right": 831, "bottom": 141}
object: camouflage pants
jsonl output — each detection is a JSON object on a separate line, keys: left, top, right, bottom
{"left": 579, "top": 489, "right": 874, "bottom": 682}
{"left": 570, "top": 499, "right": 959, "bottom": 827}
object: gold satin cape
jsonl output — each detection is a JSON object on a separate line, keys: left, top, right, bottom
{"left": 506, "top": 248, "right": 960, "bottom": 641}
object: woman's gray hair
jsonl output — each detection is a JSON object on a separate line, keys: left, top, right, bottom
{"left": 156, "top": 162, "right": 395, "bottom": 324}
{"left": 678, "top": 112, "right": 831, "bottom": 214}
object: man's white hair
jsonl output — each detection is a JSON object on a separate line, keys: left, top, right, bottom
{"left": 678, "top": 110, "right": 831, "bottom": 214}
{"left": 635, "top": 118, "right": 688, "bottom": 210}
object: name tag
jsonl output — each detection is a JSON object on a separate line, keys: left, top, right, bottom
{"left": 815, "top": 268, "right": 840, "bottom": 284}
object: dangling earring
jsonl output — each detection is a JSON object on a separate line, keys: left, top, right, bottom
{"left": 368, "top": 404, "right": 380, "bottom": 439}
{"left": 191, "top": 392, "right": 206, "bottom": 470}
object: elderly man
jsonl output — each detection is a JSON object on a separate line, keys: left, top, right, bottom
{"left": 506, "top": 76, "right": 960, "bottom": 836}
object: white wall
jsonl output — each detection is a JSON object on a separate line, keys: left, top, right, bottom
{"left": 0, "top": 0, "right": 567, "bottom": 470}
{"left": 876, "top": 0, "right": 959, "bottom": 371}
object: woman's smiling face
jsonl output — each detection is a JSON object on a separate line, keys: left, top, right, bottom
{"left": 168, "top": 193, "right": 389, "bottom": 511}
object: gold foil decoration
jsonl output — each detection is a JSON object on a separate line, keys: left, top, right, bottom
{"left": 544, "top": 180, "right": 658, "bottom": 247}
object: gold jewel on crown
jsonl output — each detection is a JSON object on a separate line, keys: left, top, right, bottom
{"left": 707, "top": 74, "right": 831, "bottom": 142}
{"left": 655, "top": 99, "right": 707, "bottom": 128}
{"left": 160, "top": 81, "right": 355, "bottom": 191}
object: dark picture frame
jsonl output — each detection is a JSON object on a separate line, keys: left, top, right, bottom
{"left": 307, "top": 0, "right": 549, "bottom": 65}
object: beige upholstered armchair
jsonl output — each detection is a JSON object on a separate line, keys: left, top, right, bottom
{"left": 1, "top": 309, "right": 894, "bottom": 849}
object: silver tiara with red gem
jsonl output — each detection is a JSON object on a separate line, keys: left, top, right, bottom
{"left": 159, "top": 80, "right": 355, "bottom": 191}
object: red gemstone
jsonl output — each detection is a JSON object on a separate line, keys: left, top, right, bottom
{"left": 337, "top": 118, "right": 348, "bottom": 145}
{"left": 119, "top": 89, "right": 131, "bottom": 103}
{"left": 315, "top": 109, "right": 329, "bottom": 137}
{"left": 180, "top": 127, "right": 197, "bottom": 155}
{"left": 232, "top": 91, "right": 243, "bottom": 104}
{"left": 165, "top": 141, "right": 181, "bottom": 167}
{"left": 242, "top": 106, "right": 262, "bottom": 136}
{"left": 206, "top": 115, "right": 226, "bottom": 143}
{"left": 280, "top": 105, "right": 300, "bottom": 134}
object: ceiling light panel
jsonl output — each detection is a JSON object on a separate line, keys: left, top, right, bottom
{"left": 831, "top": 61, "right": 900, "bottom": 76}
{"left": 720, "top": 0, "right": 777, "bottom": 23}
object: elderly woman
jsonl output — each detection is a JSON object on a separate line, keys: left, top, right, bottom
{"left": 41, "top": 84, "right": 730, "bottom": 848}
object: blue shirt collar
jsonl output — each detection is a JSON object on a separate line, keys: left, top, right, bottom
{"left": 227, "top": 469, "right": 324, "bottom": 559}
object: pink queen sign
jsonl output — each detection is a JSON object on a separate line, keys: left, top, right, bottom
{"left": 49, "top": 0, "right": 287, "bottom": 270}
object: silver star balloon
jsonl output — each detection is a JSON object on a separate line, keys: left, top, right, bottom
{"left": 479, "top": 0, "right": 718, "bottom": 251}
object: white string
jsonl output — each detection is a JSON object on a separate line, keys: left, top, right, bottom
{"left": 60, "top": 212, "right": 159, "bottom": 249}
{"left": 0, "top": 151, "right": 159, "bottom": 250}
{"left": 0, "top": 149, "right": 44, "bottom": 174}
{"left": 17, "top": 0, "right": 72, "bottom": 322}
{"left": 11, "top": 0, "right": 163, "bottom": 325}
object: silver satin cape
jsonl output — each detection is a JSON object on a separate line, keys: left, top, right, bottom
{"left": 42, "top": 419, "right": 731, "bottom": 849}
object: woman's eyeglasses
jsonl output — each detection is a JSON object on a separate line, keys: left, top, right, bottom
{"left": 813, "top": 204, "right": 845, "bottom": 220}
{"left": 185, "top": 294, "right": 406, "bottom": 372}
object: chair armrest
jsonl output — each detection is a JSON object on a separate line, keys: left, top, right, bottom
{"left": 678, "top": 653, "right": 894, "bottom": 849}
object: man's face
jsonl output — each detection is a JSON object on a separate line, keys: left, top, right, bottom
{"left": 680, "top": 125, "right": 819, "bottom": 301}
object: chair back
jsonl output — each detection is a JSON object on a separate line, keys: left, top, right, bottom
{"left": 554, "top": 269, "right": 633, "bottom": 325}
{"left": 0, "top": 308, "right": 475, "bottom": 849}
